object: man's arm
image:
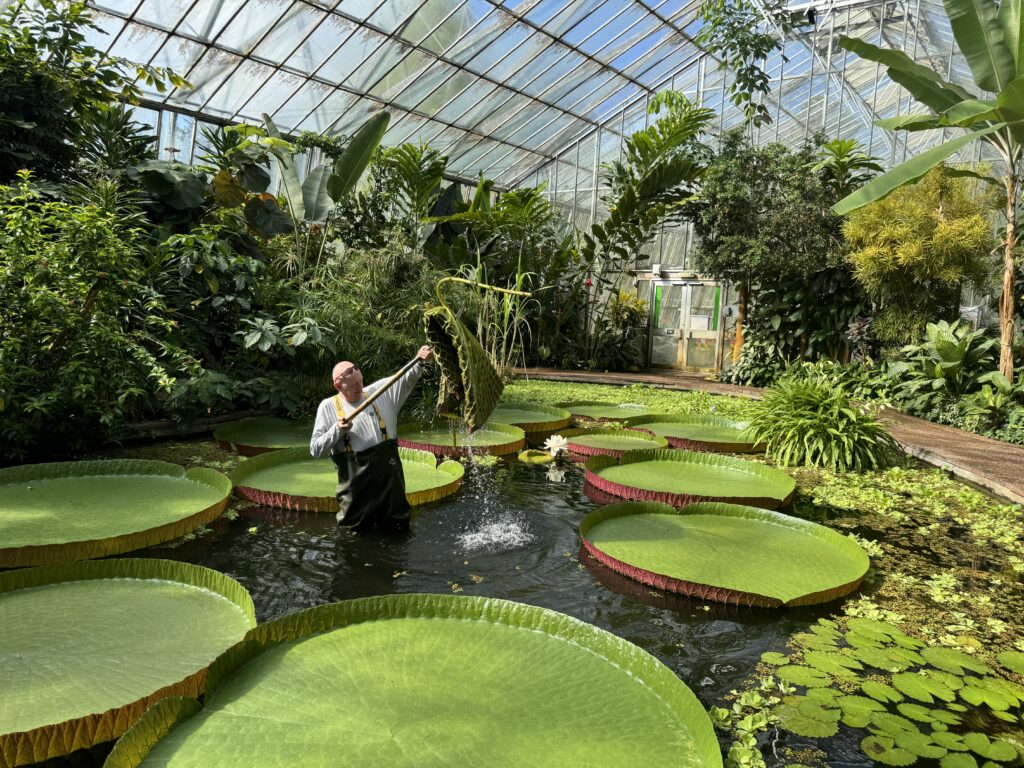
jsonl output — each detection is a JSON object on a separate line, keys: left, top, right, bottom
{"left": 310, "top": 400, "right": 342, "bottom": 458}
{"left": 387, "top": 345, "right": 433, "bottom": 410}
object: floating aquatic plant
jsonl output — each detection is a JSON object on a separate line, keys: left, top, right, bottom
{"left": 543, "top": 434, "right": 569, "bottom": 456}
{"left": 765, "top": 616, "right": 1024, "bottom": 766}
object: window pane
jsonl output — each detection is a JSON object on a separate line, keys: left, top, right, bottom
{"left": 203, "top": 59, "right": 276, "bottom": 118}
{"left": 217, "top": 0, "right": 292, "bottom": 54}
{"left": 254, "top": 4, "right": 326, "bottom": 64}
{"left": 344, "top": 38, "right": 412, "bottom": 91}
{"left": 178, "top": 0, "right": 246, "bottom": 41}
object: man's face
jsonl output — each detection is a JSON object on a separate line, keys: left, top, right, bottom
{"left": 333, "top": 362, "right": 363, "bottom": 399}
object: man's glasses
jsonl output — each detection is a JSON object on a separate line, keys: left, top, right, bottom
{"left": 335, "top": 366, "right": 360, "bottom": 381}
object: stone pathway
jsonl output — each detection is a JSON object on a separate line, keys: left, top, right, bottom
{"left": 516, "top": 366, "right": 1024, "bottom": 506}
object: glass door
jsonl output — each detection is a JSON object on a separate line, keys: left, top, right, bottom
{"left": 681, "top": 283, "right": 721, "bottom": 371}
{"left": 649, "top": 281, "right": 723, "bottom": 371}
{"left": 649, "top": 282, "right": 682, "bottom": 367}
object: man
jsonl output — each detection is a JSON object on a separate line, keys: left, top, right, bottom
{"left": 310, "top": 345, "right": 433, "bottom": 530}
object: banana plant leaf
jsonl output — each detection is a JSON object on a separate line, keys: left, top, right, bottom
{"left": 423, "top": 305, "right": 504, "bottom": 432}
{"left": 104, "top": 594, "right": 721, "bottom": 768}
{"left": 0, "top": 460, "right": 231, "bottom": 568}
{"left": 585, "top": 449, "right": 796, "bottom": 509}
{"left": 213, "top": 417, "right": 311, "bottom": 456}
{"left": 398, "top": 421, "right": 525, "bottom": 458}
{"left": 555, "top": 401, "right": 662, "bottom": 422}
{"left": 0, "top": 559, "right": 254, "bottom": 768}
{"left": 560, "top": 427, "right": 668, "bottom": 459}
{"left": 579, "top": 502, "right": 870, "bottom": 608}
{"left": 624, "top": 414, "right": 763, "bottom": 453}
{"left": 230, "top": 447, "right": 463, "bottom": 511}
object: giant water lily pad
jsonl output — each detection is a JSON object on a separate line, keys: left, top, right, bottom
{"left": 213, "top": 417, "right": 310, "bottom": 456}
{"left": 585, "top": 449, "right": 795, "bottom": 508}
{"left": 0, "top": 460, "right": 231, "bottom": 568}
{"left": 580, "top": 502, "right": 869, "bottom": 607}
{"left": 561, "top": 427, "right": 669, "bottom": 458}
{"left": 0, "top": 559, "right": 254, "bottom": 767}
{"left": 230, "top": 447, "right": 464, "bottom": 511}
{"left": 556, "top": 400, "right": 661, "bottom": 423}
{"left": 398, "top": 421, "right": 525, "bottom": 458}
{"left": 106, "top": 595, "right": 721, "bottom": 768}
{"left": 626, "top": 414, "right": 762, "bottom": 453}
{"left": 488, "top": 402, "right": 571, "bottom": 438}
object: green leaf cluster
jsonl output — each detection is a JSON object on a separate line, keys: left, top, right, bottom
{"left": 768, "top": 615, "right": 1024, "bottom": 767}
{"left": 843, "top": 167, "right": 996, "bottom": 348}
{"left": 742, "top": 374, "right": 900, "bottom": 472}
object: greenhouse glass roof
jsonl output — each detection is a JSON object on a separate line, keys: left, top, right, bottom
{"left": 89, "top": 0, "right": 714, "bottom": 185}
{"left": 88, "top": 0, "right": 982, "bottom": 188}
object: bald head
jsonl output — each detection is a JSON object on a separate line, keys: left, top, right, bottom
{"left": 332, "top": 361, "right": 356, "bottom": 382}
{"left": 332, "top": 361, "right": 363, "bottom": 399}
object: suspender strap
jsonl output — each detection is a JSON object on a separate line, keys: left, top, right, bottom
{"left": 333, "top": 395, "right": 389, "bottom": 453}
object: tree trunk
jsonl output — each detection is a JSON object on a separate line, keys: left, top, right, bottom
{"left": 732, "top": 282, "right": 747, "bottom": 364}
{"left": 1001, "top": 172, "right": 1017, "bottom": 383}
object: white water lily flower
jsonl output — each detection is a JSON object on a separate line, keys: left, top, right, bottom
{"left": 545, "top": 467, "right": 566, "bottom": 483}
{"left": 543, "top": 434, "right": 569, "bottom": 456}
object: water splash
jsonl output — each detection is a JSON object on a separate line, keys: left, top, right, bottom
{"left": 456, "top": 443, "right": 535, "bottom": 553}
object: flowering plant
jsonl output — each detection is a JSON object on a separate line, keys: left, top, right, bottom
{"left": 543, "top": 434, "right": 569, "bottom": 456}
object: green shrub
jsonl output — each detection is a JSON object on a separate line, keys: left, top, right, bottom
{"left": 744, "top": 375, "right": 900, "bottom": 473}
{"left": 888, "top": 320, "right": 1002, "bottom": 419}
{"left": 0, "top": 173, "right": 184, "bottom": 458}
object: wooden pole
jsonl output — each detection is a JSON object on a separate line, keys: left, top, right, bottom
{"left": 340, "top": 357, "right": 421, "bottom": 424}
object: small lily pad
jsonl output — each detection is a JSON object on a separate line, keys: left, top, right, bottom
{"left": 760, "top": 652, "right": 788, "bottom": 666}
{"left": 861, "top": 735, "right": 917, "bottom": 766}
{"left": 921, "top": 647, "right": 991, "bottom": 676}
{"left": 862, "top": 680, "right": 905, "bottom": 703}
{"left": 996, "top": 651, "right": 1024, "bottom": 675}
{"left": 777, "top": 665, "right": 830, "bottom": 688}
{"left": 804, "top": 650, "right": 861, "bottom": 678}
{"left": 894, "top": 729, "right": 947, "bottom": 759}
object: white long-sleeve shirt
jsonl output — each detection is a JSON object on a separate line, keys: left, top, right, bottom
{"left": 309, "top": 362, "right": 425, "bottom": 458}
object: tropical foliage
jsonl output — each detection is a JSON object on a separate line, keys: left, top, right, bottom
{"left": 834, "top": 0, "right": 1024, "bottom": 381}
{"left": 743, "top": 373, "right": 900, "bottom": 472}
{"left": 0, "top": 0, "right": 186, "bottom": 183}
{"left": 843, "top": 167, "right": 995, "bottom": 349}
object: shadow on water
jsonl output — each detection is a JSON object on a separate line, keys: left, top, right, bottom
{"left": 42, "top": 457, "right": 880, "bottom": 767}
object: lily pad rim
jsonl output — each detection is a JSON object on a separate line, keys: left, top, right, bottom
{"left": 105, "top": 593, "right": 723, "bottom": 768}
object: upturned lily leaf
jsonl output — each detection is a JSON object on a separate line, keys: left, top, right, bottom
{"left": 487, "top": 403, "right": 571, "bottom": 435}
{"left": 105, "top": 595, "right": 722, "bottom": 768}
{"left": 213, "top": 416, "right": 311, "bottom": 456}
{"left": 584, "top": 449, "right": 797, "bottom": 509}
{"left": 398, "top": 421, "right": 525, "bottom": 458}
{"left": 556, "top": 401, "right": 660, "bottom": 422}
{"left": 230, "top": 447, "right": 463, "bottom": 511}
{"left": 1, "top": 559, "right": 254, "bottom": 767}
{"left": 579, "top": 502, "right": 869, "bottom": 607}
{"left": 424, "top": 305, "right": 504, "bottom": 432}
{"left": 0, "top": 460, "right": 231, "bottom": 567}
{"left": 562, "top": 427, "right": 668, "bottom": 458}
{"left": 623, "top": 414, "right": 762, "bottom": 453}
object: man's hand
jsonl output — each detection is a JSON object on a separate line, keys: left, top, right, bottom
{"left": 336, "top": 418, "right": 353, "bottom": 432}
{"left": 416, "top": 345, "right": 433, "bottom": 363}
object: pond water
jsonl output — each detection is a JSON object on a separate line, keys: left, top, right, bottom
{"left": 40, "top": 456, "right": 877, "bottom": 767}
